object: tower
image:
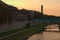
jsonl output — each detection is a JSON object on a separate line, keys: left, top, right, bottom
{"left": 41, "top": 5, "right": 43, "bottom": 14}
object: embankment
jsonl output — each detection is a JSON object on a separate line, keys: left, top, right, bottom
{"left": 0, "top": 23, "right": 45, "bottom": 40}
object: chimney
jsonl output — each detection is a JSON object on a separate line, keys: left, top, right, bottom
{"left": 41, "top": 5, "right": 43, "bottom": 14}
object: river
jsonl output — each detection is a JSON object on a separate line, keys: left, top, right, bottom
{"left": 27, "top": 25, "right": 60, "bottom": 40}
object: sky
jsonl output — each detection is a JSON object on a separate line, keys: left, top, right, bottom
{"left": 2, "top": 0, "right": 60, "bottom": 16}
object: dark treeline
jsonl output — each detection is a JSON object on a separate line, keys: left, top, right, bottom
{"left": 0, "top": 0, "right": 60, "bottom": 25}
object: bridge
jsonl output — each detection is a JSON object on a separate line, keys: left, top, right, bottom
{"left": 40, "top": 22, "right": 60, "bottom": 32}
{"left": 43, "top": 21, "right": 60, "bottom": 32}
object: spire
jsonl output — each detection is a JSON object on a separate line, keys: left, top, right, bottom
{"left": 41, "top": 5, "right": 43, "bottom": 14}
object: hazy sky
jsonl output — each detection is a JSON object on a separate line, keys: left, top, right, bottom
{"left": 2, "top": 0, "right": 60, "bottom": 16}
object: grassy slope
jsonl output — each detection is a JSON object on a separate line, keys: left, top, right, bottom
{"left": 0, "top": 23, "right": 46, "bottom": 40}
{"left": 0, "top": 28, "right": 26, "bottom": 37}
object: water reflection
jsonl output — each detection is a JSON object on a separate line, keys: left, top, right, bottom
{"left": 27, "top": 32, "right": 60, "bottom": 40}
{"left": 27, "top": 25, "right": 60, "bottom": 40}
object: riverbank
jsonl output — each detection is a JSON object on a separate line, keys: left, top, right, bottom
{"left": 0, "top": 22, "right": 60, "bottom": 40}
{"left": 0, "top": 23, "right": 45, "bottom": 40}
{"left": 0, "top": 21, "right": 40, "bottom": 37}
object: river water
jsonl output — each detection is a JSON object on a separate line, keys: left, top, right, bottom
{"left": 27, "top": 25, "right": 60, "bottom": 40}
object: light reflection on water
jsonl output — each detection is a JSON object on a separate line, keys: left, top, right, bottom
{"left": 27, "top": 32, "right": 60, "bottom": 40}
{"left": 27, "top": 25, "right": 60, "bottom": 40}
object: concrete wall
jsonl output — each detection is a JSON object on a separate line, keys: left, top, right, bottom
{"left": 0, "top": 22, "right": 27, "bottom": 33}
{"left": 0, "top": 21, "right": 40, "bottom": 33}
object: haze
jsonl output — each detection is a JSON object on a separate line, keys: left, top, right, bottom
{"left": 2, "top": 0, "right": 60, "bottom": 16}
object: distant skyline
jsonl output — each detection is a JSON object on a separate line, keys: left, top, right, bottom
{"left": 2, "top": 0, "right": 60, "bottom": 16}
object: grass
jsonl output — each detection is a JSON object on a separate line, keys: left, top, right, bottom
{"left": 0, "top": 27, "right": 27, "bottom": 37}
{"left": 0, "top": 23, "right": 46, "bottom": 40}
{"left": 0, "top": 22, "right": 31, "bottom": 37}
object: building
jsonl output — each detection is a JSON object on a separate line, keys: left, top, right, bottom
{"left": 41, "top": 5, "right": 43, "bottom": 14}
{"left": 16, "top": 13, "right": 27, "bottom": 21}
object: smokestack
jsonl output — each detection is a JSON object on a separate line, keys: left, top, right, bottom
{"left": 41, "top": 5, "right": 43, "bottom": 14}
